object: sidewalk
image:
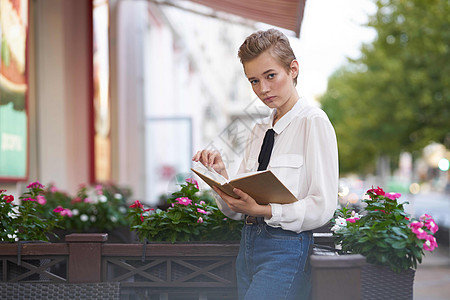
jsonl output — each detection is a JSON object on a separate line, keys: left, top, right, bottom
{"left": 414, "top": 246, "right": 450, "bottom": 300}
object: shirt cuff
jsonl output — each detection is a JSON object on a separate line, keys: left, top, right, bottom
{"left": 265, "top": 203, "right": 282, "bottom": 226}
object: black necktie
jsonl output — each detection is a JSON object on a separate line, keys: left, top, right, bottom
{"left": 258, "top": 129, "right": 275, "bottom": 171}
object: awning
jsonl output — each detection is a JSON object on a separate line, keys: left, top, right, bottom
{"left": 189, "top": 0, "right": 306, "bottom": 37}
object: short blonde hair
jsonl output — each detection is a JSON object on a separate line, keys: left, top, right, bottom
{"left": 238, "top": 29, "right": 297, "bottom": 85}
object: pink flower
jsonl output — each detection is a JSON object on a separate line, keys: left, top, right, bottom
{"left": 346, "top": 217, "right": 360, "bottom": 223}
{"left": 175, "top": 197, "right": 192, "bottom": 206}
{"left": 197, "top": 217, "right": 204, "bottom": 223}
{"left": 367, "top": 186, "right": 385, "bottom": 196}
{"left": 95, "top": 185, "right": 103, "bottom": 195}
{"left": 199, "top": 201, "right": 206, "bottom": 205}
{"left": 197, "top": 208, "right": 208, "bottom": 214}
{"left": 385, "top": 192, "right": 401, "bottom": 200}
{"left": 50, "top": 186, "right": 58, "bottom": 193}
{"left": 61, "top": 208, "right": 73, "bottom": 217}
{"left": 130, "top": 200, "right": 144, "bottom": 209}
{"left": 4, "top": 195, "right": 14, "bottom": 203}
{"left": 26, "top": 181, "right": 44, "bottom": 189}
{"left": 410, "top": 222, "right": 428, "bottom": 239}
{"left": 423, "top": 235, "right": 438, "bottom": 252}
{"left": 36, "top": 195, "right": 47, "bottom": 205}
{"left": 84, "top": 197, "right": 93, "bottom": 203}
{"left": 409, "top": 221, "right": 423, "bottom": 230}
{"left": 420, "top": 214, "right": 433, "bottom": 221}
{"left": 186, "top": 178, "right": 199, "bottom": 189}
{"left": 425, "top": 219, "right": 439, "bottom": 234}
{"left": 22, "top": 197, "right": 36, "bottom": 202}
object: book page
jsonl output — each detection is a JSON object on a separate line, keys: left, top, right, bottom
{"left": 192, "top": 162, "right": 228, "bottom": 185}
{"left": 229, "top": 170, "right": 268, "bottom": 181}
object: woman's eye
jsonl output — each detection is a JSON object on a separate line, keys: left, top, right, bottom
{"left": 250, "top": 79, "right": 259, "bottom": 85}
{"left": 268, "top": 73, "right": 276, "bottom": 79}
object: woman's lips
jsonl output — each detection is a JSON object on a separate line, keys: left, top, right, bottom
{"left": 264, "top": 96, "right": 275, "bottom": 102}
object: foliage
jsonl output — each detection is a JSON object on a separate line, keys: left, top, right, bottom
{"left": 320, "top": 0, "right": 450, "bottom": 174}
{"left": 42, "top": 183, "right": 130, "bottom": 232}
{"left": 128, "top": 178, "right": 242, "bottom": 243}
{"left": 332, "top": 186, "right": 438, "bottom": 272}
{"left": 0, "top": 182, "right": 64, "bottom": 242}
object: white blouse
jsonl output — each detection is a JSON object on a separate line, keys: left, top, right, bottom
{"left": 215, "top": 98, "right": 339, "bottom": 233}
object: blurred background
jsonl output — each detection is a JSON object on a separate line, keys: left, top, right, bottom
{"left": 0, "top": 0, "right": 449, "bottom": 247}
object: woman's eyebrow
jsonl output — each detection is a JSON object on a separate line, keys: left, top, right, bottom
{"left": 247, "top": 69, "right": 276, "bottom": 80}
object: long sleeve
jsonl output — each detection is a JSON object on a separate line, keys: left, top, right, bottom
{"left": 265, "top": 114, "right": 339, "bottom": 232}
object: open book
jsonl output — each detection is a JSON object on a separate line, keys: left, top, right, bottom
{"left": 191, "top": 164, "right": 297, "bottom": 205}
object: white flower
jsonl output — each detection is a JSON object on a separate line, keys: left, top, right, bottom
{"left": 99, "top": 195, "right": 107, "bottom": 203}
{"left": 119, "top": 207, "right": 127, "bottom": 214}
{"left": 351, "top": 210, "right": 361, "bottom": 218}
{"left": 110, "top": 216, "right": 117, "bottom": 222}
{"left": 114, "top": 193, "right": 122, "bottom": 200}
{"left": 90, "top": 215, "right": 97, "bottom": 222}
{"left": 72, "top": 209, "right": 79, "bottom": 216}
{"left": 80, "top": 214, "right": 89, "bottom": 222}
{"left": 335, "top": 217, "right": 347, "bottom": 227}
{"left": 331, "top": 217, "right": 347, "bottom": 232}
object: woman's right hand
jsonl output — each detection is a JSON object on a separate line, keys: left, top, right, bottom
{"left": 192, "top": 150, "right": 228, "bottom": 179}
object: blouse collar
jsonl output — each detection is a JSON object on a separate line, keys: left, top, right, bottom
{"left": 267, "top": 98, "right": 304, "bottom": 134}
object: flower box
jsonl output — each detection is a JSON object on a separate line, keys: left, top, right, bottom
{"left": 310, "top": 251, "right": 416, "bottom": 300}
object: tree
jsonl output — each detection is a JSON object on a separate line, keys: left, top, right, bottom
{"left": 320, "top": 0, "right": 450, "bottom": 175}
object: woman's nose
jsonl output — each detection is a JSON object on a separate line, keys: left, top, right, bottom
{"left": 260, "top": 80, "right": 270, "bottom": 94}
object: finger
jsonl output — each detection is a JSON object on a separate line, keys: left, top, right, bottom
{"left": 200, "top": 150, "right": 211, "bottom": 167}
{"left": 209, "top": 151, "right": 223, "bottom": 169}
{"left": 192, "top": 151, "right": 201, "bottom": 161}
{"left": 232, "top": 188, "right": 247, "bottom": 199}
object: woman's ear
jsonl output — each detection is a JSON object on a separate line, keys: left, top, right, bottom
{"left": 290, "top": 59, "right": 299, "bottom": 80}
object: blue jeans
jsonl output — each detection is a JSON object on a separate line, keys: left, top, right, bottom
{"left": 236, "top": 223, "right": 313, "bottom": 300}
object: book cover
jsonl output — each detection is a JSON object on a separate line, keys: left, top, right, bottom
{"left": 191, "top": 165, "right": 297, "bottom": 205}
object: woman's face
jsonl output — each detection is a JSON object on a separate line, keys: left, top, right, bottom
{"left": 243, "top": 51, "right": 298, "bottom": 113}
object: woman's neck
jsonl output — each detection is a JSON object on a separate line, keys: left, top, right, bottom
{"left": 273, "top": 95, "right": 299, "bottom": 125}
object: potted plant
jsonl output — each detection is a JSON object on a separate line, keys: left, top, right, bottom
{"left": 41, "top": 183, "right": 131, "bottom": 242}
{"left": 330, "top": 186, "right": 439, "bottom": 299}
{"left": 127, "top": 177, "right": 242, "bottom": 243}
{"left": 0, "top": 182, "right": 65, "bottom": 242}
{"left": 0, "top": 182, "right": 67, "bottom": 280}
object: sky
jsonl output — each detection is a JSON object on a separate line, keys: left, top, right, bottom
{"left": 292, "top": 0, "right": 378, "bottom": 101}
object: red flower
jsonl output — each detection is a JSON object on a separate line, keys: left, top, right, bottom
{"left": 140, "top": 213, "right": 144, "bottom": 222}
{"left": 53, "top": 206, "right": 65, "bottom": 213}
{"left": 71, "top": 197, "right": 82, "bottom": 204}
{"left": 4, "top": 195, "right": 14, "bottom": 203}
{"left": 130, "top": 200, "right": 144, "bottom": 209}
{"left": 367, "top": 186, "right": 385, "bottom": 196}
{"left": 26, "top": 181, "right": 44, "bottom": 189}
{"left": 22, "top": 197, "right": 36, "bottom": 202}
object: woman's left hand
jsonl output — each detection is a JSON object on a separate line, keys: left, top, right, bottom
{"left": 212, "top": 186, "right": 272, "bottom": 219}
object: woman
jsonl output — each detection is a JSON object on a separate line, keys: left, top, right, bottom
{"left": 192, "top": 29, "right": 338, "bottom": 300}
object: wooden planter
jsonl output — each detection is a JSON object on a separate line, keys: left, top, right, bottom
{"left": 0, "top": 234, "right": 240, "bottom": 299}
